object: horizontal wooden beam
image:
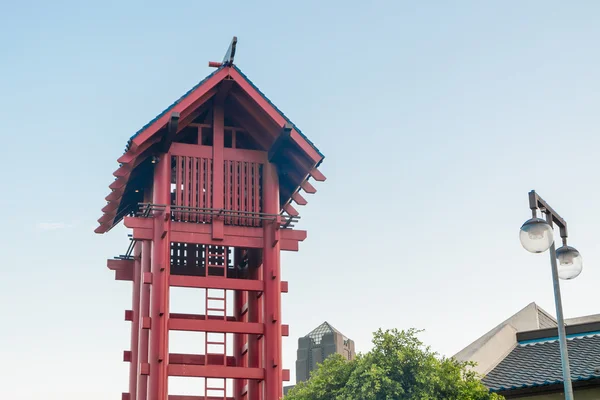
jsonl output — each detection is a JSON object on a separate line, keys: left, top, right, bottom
{"left": 169, "top": 353, "right": 236, "bottom": 366}
{"left": 280, "top": 240, "right": 298, "bottom": 251}
{"left": 169, "top": 275, "right": 264, "bottom": 292}
{"left": 169, "top": 396, "right": 234, "bottom": 400}
{"left": 115, "top": 269, "right": 133, "bottom": 281}
{"left": 107, "top": 259, "right": 134, "bottom": 271}
{"left": 132, "top": 228, "right": 153, "bottom": 241}
{"left": 169, "top": 313, "right": 236, "bottom": 322}
{"left": 169, "top": 319, "right": 263, "bottom": 335}
{"left": 168, "top": 364, "right": 264, "bottom": 380}
{"left": 124, "top": 217, "right": 152, "bottom": 229}
{"left": 124, "top": 217, "right": 306, "bottom": 250}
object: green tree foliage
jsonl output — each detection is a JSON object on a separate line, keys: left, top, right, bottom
{"left": 285, "top": 328, "right": 503, "bottom": 400}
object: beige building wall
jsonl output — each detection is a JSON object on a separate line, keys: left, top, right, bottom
{"left": 511, "top": 387, "right": 600, "bottom": 399}
{"left": 453, "top": 302, "right": 556, "bottom": 375}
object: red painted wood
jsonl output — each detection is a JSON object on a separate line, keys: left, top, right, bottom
{"left": 262, "top": 161, "right": 283, "bottom": 399}
{"left": 233, "top": 263, "right": 245, "bottom": 397}
{"left": 129, "top": 243, "right": 142, "bottom": 400}
{"left": 280, "top": 281, "right": 289, "bottom": 293}
{"left": 212, "top": 99, "right": 225, "bottom": 240}
{"left": 247, "top": 262, "right": 263, "bottom": 400}
{"left": 149, "top": 155, "right": 171, "bottom": 400}
{"left": 168, "top": 364, "right": 264, "bottom": 380}
{"left": 140, "top": 363, "right": 150, "bottom": 375}
{"left": 169, "top": 275, "right": 264, "bottom": 292}
{"left": 280, "top": 229, "right": 307, "bottom": 242}
{"left": 253, "top": 162, "right": 260, "bottom": 227}
{"left": 291, "top": 191, "right": 307, "bottom": 206}
{"left": 118, "top": 135, "right": 162, "bottom": 164}
{"left": 132, "top": 228, "right": 153, "bottom": 241}
{"left": 137, "top": 241, "right": 151, "bottom": 400}
{"left": 170, "top": 143, "right": 212, "bottom": 159}
{"left": 108, "top": 259, "right": 134, "bottom": 271}
{"left": 169, "top": 396, "right": 233, "bottom": 400}
{"left": 175, "top": 155, "right": 181, "bottom": 220}
{"left": 245, "top": 162, "right": 251, "bottom": 226}
{"left": 280, "top": 240, "right": 299, "bottom": 252}
{"left": 199, "top": 157, "right": 205, "bottom": 222}
{"left": 169, "top": 318, "right": 263, "bottom": 334}
{"left": 116, "top": 269, "right": 134, "bottom": 281}
{"left": 102, "top": 202, "right": 119, "bottom": 213}
{"left": 223, "top": 147, "right": 267, "bottom": 164}
{"left": 183, "top": 156, "right": 189, "bottom": 222}
{"left": 110, "top": 177, "right": 127, "bottom": 190}
{"left": 301, "top": 180, "right": 317, "bottom": 194}
{"left": 124, "top": 217, "right": 152, "bottom": 230}
{"left": 169, "top": 353, "right": 237, "bottom": 366}
{"left": 283, "top": 203, "right": 299, "bottom": 217}
{"left": 170, "top": 231, "right": 263, "bottom": 249}
{"left": 225, "top": 160, "right": 231, "bottom": 224}
{"left": 232, "top": 159, "right": 238, "bottom": 226}
{"left": 106, "top": 188, "right": 124, "bottom": 201}
{"left": 309, "top": 168, "right": 326, "bottom": 182}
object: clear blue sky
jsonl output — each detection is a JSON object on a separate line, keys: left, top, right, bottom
{"left": 2, "top": 1, "right": 600, "bottom": 398}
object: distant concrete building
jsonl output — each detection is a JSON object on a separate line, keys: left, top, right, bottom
{"left": 284, "top": 321, "right": 355, "bottom": 395}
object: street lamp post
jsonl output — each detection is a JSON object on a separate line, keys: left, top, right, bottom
{"left": 519, "top": 190, "right": 583, "bottom": 400}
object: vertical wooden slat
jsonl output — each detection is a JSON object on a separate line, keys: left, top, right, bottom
{"left": 232, "top": 161, "right": 238, "bottom": 226}
{"left": 254, "top": 163, "right": 260, "bottom": 227}
{"left": 183, "top": 156, "right": 189, "bottom": 222}
{"left": 191, "top": 157, "right": 197, "bottom": 223}
{"left": 199, "top": 158, "right": 205, "bottom": 222}
{"left": 225, "top": 160, "right": 230, "bottom": 225}
{"left": 208, "top": 159, "right": 213, "bottom": 216}
{"left": 245, "top": 162, "right": 250, "bottom": 226}
{"left": 240, "top": 162, "right": 245, "bottom": 226}
{"left": 175, "top": 155, "right": 181, "bottom": 221}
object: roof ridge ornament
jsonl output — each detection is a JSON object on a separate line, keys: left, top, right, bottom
{"left": 208, "top": 36, "right": 238, "bottom": 68}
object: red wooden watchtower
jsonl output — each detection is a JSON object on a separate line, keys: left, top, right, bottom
{"left": 95, "top": 38, "right": 325, "bottom": 400}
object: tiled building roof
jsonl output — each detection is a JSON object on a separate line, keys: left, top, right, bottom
{"left": 483, "top": 333, "right": 600, "bottom": 392}
{"left": 305, "top": 321, "right": 342, "bottom": 345}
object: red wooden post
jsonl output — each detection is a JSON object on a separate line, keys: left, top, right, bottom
{"left": 247, "top": 263, "right": 263, "bottom": 400}
{"left": 262, "top": 161, "right": 283, "bottom": 399}
{"left": 149, "top": 154, "right": 171, "bottom": 400}
{"left": 233, "top": 249, "right": 245, "bottom": 399}
{"left": 137, "top": 239, "right": 152, "bottom": 400}
{"left": 129, "top": 243, "right": 142, "bottom": 400}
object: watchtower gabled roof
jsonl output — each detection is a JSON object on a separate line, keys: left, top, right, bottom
{"left": 95, "top": 41, "right": 325, "bottom": 233}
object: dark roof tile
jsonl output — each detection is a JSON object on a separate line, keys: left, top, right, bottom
{"left": 483, "top": 334, "right": 600, "bottom": 392}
